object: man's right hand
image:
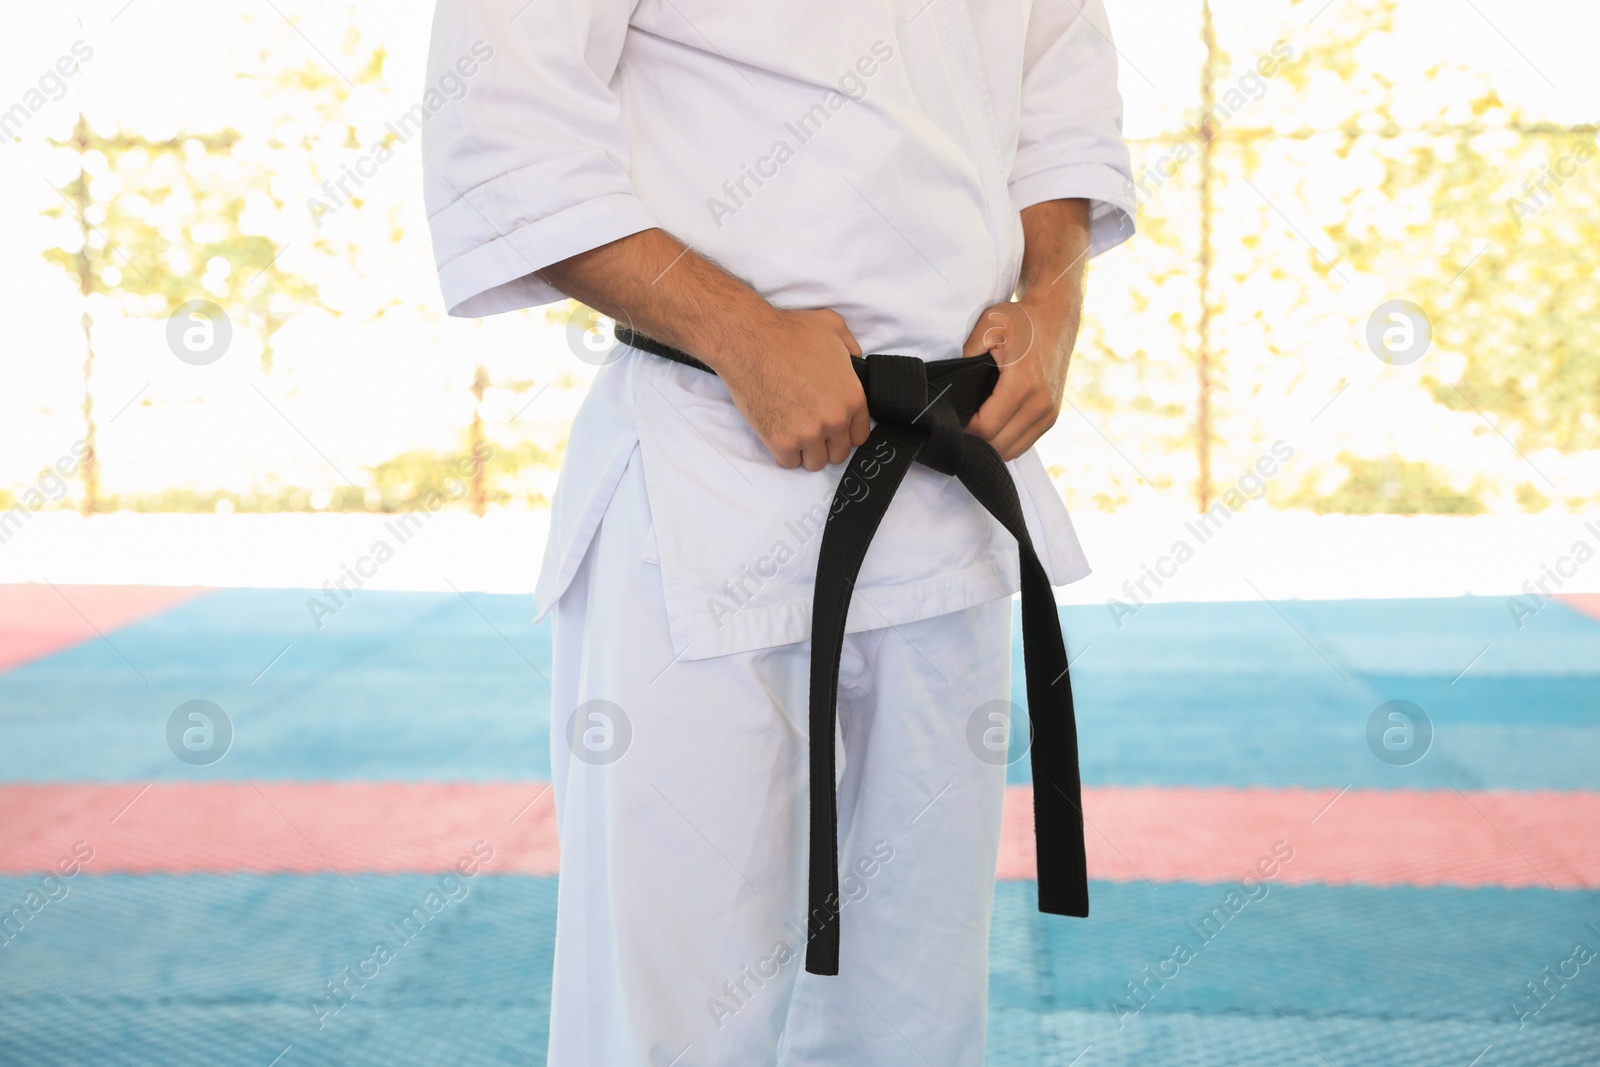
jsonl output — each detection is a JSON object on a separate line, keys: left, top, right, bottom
{"left": 714, "top": 308, "right": 870, "bottom": 472}
{"left": 539, "top": 229, "right": 870, "bottom": 471}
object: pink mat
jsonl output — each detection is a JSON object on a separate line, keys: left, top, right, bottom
{"left": 0, "top": 781, "right": 561, "bottom": 876}
{"left": 0, "top": 583, "right": 211, "bottom": 673}
{"left": 1558, "top": 593, "right": 1600, "bottom": 623}
{"left": 4, "top": 782, "right": 1596, "bottom": 889}
{"left": 1000, "top": 784, "right": 1600, "bottom": 889}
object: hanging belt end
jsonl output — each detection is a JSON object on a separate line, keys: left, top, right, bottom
{"left": 1039, "top": 886, "right": 1091, "bottom": 919}
{"left": 804, "top": 920, "right": 841, "bottom": 976}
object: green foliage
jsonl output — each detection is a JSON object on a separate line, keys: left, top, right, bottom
{"left": 1081, "top": 0, "right": 1597, "bottom": 519}
{"left": 1409, "top": 127, "right": 1600, "bottom": 451}
{"left": 1284, "top": 453, "right": 1485, "bottom": 514}
{"left": 367, "top": 439, "right": 557, "bottom": 511}
{"left": 42, "top": 119, "right": 324, "bottom": 371}
{"left": 1515, "top": 483, "right": 1551, "bottom": 513}
{"left": 69, "top": 435, "right": 559, "bottom": 514}
{"left": 1294, "top": 7, "right": 1600, "bottom": 452}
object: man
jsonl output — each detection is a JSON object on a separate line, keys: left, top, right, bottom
{"left": 422, "top": 1, "right": 1134, "bottom": 1063}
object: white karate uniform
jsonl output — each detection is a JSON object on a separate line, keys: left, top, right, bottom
{"left": 552, "top": 446, "right": 1014, "bottom": 1065}
{"left": 421, "top": 1, "right": 1135, "bottom": 1062}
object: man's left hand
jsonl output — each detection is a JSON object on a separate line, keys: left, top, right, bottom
{"left": 961, "top": 296, "right": 1080, "bottom": 462}
{"left": 960, "top": 197, "right": 1091, "bottom": 462}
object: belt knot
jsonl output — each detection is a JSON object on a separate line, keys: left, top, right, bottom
{"left": 862, "top": 353, "right": 965, "bottom": 476}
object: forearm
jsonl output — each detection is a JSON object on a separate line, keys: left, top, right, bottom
{"left": 962, "top": 198, "right": 1093, "bottom": 458}
{"left": 538, "top": 228, "right": 777, "bottom": 375}
{"left": 1015, "top": 198, "right": 1091, "bottom": 359}
{"left": 540, "top": 227, "right": 869, "bottom": 471}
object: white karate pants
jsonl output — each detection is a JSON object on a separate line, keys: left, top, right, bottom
{"left": 547, "top": 447, "right": 1013, "bottom": 1066}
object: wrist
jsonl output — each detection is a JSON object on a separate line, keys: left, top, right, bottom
{"left": 1015, "top": 292, "right": 1078, "bottom": 341}
{"left": 692, "top": 299, "right": 784, "bottom": 379}
{"left": 1008, "top": 295, "right": 1079, "bottom": 374}
{"left": 1015, "top": 283, "right": 1076, "bottom": 316}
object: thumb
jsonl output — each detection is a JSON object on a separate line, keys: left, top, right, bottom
{"left": 962, "top": 306, "right": 1009, "bottom": 357}
{"left": 819, "top": 309, "right": 863, "bottom": 356}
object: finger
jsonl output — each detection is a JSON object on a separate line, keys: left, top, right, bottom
{"left": 985, "top": 415, "right": 1027, "bottom": 462}
{"left": 799, "top": 441, "right": 828, "bottom": 473}
{"left": 993, "top": 405, "right": 1056, "bottom": 462}
{"left": 830, "top": 311, "right": 863, "bottom": 357}
{"left": 771, "top": 443, "right": 802, "bottom": 469}
{"left": 980, "top": 382, "right": 1051, "bottom": 456}
{"left": 848, "top": 403, "right": 871, "bottom": 448}
{"left": 965, "top": 376, "right": 1028, "bottom": 442}
{"left": 825, "top": 431, "right": 853, "bottom": 467}
{"left": 992, "top": 422, "right": 1035, "bottom": 462}
{"left": 990, "top": 394, "right": 1055, "bottom": 455}
{"left": 962, "top": 308, "right": 1010, "bottom": 358}
{"left": 990, "top": 304, "right": 1037, "bottom": 369}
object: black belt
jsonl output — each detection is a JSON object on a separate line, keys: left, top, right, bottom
{"left": 616, "top": 325, "right": 1088, "bottom": 976}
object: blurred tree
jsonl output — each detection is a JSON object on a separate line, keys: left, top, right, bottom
{"left": 1271, "top": 0, "right": 1598, "bottom": 452}
{"left": 1284, "top": 453, "right": 1486, "bottom": 514}
{"left": 42, "top": 115, "right": 324, "bottom": 512}
{"left": 24, "top": 0, "right": 1594, "bottom": 518}
{"left": 1354, "top": 109, "right": 1599, "bottom": 452}
{"left": 365, "top": 438, "right": 556, "bottom": 512}
{"left": 1093, "top": 0, "right": 1595, "bottom": 517}
{"left": 1194, "top": 0, "right": 1218, "bottom": 511}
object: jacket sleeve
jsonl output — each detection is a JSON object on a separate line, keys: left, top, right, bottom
{"left": 1008, "top": 0, "right": 1137, "bottom": 259}
{"left": 421, "top": 0, "right": 654, "bottom": 317}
